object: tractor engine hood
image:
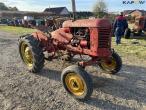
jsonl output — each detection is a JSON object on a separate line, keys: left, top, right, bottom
{"left": 63, "top": 19, "right": 112, "bottom": 28}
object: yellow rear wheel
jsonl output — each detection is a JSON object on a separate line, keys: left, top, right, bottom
{"left": 20, "top": 42, "right": 33, "bottom": 68}
{"left": 19, "top": 35, "right": 44, "bottom": 73}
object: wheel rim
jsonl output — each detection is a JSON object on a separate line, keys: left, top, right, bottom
{"left": 65, "top": 73, "right": 85, "bottom": 96}
{"left": 20, "top": 42, "right": 33, "bottom": 68}
{"left": 101, "top": 58, "right": 116, "bottom": 71}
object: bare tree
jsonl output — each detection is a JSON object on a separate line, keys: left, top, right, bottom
{"left": 93, "top": 0, "right": 107, "bottom": 18}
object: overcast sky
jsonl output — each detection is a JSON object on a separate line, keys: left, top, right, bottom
{"left": 1, "top": 0, "right": 146, "bottom": 12}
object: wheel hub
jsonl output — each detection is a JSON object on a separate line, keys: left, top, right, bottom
{"left": 65, "top": 73, "right": 85, "bottom": 96}
{"left": 21, "top": 42, "right": 33, "bottom": 68}
{"left": 101, "top": 58, "right": 116, "bottom": 71}
{"left": 24, "top": 47, "right": 33, "bottom": 63}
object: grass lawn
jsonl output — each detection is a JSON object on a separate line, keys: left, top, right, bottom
{"left": 0, "top": 25, "right": 146, "bottom": 59}
{"left": 112, "top": 37, "right": 146, "bottom": 60}
{"left": 0, "top": 25, "right": 36, "bottom": 36}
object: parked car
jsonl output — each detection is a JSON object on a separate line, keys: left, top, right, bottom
{"left": 0, "top": 19, "right": 8, "bottom": 24}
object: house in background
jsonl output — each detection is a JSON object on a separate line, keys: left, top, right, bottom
{"left": 123, "top": 9, "right": 146, "bottom": 17}
{"left": 44, "top": 7, "right": 70, "bottom": 16}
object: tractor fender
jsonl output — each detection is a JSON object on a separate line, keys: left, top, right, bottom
{"left": 31, "top": 31, "right": 55, "bottom": 52}
{"left": 31, "top": 31, "right": 50, "bottom": 43}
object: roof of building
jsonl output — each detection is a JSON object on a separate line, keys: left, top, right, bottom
{"left": 44, "top": 7, "right": 69, "bottom": 14}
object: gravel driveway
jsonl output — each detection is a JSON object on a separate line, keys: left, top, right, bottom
{"left": 0, "top": 30, "right": 146, "bottom": 110}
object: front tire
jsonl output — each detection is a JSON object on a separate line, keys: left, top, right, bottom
{"left": 19, "top": 35, "right": 45, "bottom": 73}
{"left": 99, "top": 52, "right": 122, "bottom": 74}
{"left": 61, "top": 65, "right": 93, "bottom": 101}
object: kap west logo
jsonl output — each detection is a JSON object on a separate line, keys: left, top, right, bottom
{"left": 123, "top": 0, "right": 146, "bottom": 4}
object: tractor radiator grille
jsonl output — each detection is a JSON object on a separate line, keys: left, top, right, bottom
{"left": 98, "top": 28, "right": 111, "bottom": 48}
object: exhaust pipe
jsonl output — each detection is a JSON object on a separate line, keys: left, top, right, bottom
{"left": 71, "top": 0, "right": 76, "bottom": 21}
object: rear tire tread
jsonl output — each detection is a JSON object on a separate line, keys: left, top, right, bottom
{"left": 19, "top": 35, "right": 44, "bottom": 73}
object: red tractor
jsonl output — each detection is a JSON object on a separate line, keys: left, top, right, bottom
{"left": 124, "top": 16, "right": 146, "bottom": 38}
{"left": 133, "top": 16, "right": 146, "bottom": 33}
{"left": 18, "top": 0, "right": 122, "bottom": 100}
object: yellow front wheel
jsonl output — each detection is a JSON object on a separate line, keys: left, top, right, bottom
{"left": 99, "top": 52, "right": 122, "bottom": 74}
{"left": 61, "top": 65, "right": 93, "bottom": 101}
